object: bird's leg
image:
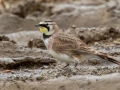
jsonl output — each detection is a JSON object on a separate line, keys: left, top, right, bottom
{"left": 75, "top": 63, "right": 78, "bottom": 68}
{"left": 74, "top": 63, "right": 79, "bottom": 70}
{"left": 63, "top": 63, "right": 69, "bottom": 69}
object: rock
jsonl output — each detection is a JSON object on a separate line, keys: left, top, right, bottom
{"left": 0, "top": 13, "right": 41, "bottom": 34}
{"left": 27, "top": 38, "right": 46, "bottom": 49}
{"left": 0, "top": 56, "right": 56, "bottom": 68}
{"left": 0, "top": 0, "right": 120, "bottom": 29}
{"left": 0, "top": 13, "right": 23, "bottom": 33}
{"left": 0, "top": 0, "right": 46, "bottom": 18}
{"left": 25, "top": 11, "right": 42, "bottom": 20}
{"left": 0, "top": 35, "right": 9, "bottom": 41}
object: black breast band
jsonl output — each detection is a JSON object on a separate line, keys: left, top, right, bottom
{"left": 43, "top": 33, "right": 52, "bottom": 39}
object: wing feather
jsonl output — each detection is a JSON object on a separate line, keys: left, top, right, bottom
{"left": 50, "top": 32, "right": 120, "bottom": 65}
{"left": 52, "top": 32, "right": 92, "bottom": 54}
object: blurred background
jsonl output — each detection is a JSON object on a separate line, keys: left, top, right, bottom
{"left": 0, "top": 1, "right": 120, "bottom": 88}
{"left": 0, "top": 0, "right": 120, "bottom": 34}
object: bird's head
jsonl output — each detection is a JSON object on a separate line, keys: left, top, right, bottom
{"left": 35, "top": 21, "right": 59, "bottom": 35}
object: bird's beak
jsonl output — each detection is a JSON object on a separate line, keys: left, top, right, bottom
{"left": 35, "top": 24, "right": 40, "bottom": 27}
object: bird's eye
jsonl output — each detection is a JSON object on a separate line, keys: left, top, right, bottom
{"left": 46, "top": 23, "right": 48, "bottom": 26}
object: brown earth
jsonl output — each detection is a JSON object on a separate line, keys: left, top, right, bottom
{"left": 0, "top": 0, "right": 120, "bottom": 90}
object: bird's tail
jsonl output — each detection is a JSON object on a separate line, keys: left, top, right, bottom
{"left": 97, "top": 54, "right": 120, "bottom": 65}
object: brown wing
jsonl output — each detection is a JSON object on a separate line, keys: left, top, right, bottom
{"left": 51, "top": 32, "right": 120, "bottom": 65}
{"left": 52, "top": 32, "right": 93, "bottom": 55}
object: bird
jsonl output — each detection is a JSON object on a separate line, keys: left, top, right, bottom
{"left": 35, "top": 20, "right": 120, "bottom": 67}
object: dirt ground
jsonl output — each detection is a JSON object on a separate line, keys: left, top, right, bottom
{"left": 0, "top": 0, "right": 120, "bottom": 90}
{"left": 0, "top": 32, "right": 120, "bottom": 90}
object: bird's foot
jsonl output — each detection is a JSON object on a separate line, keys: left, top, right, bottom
{"left": 74, "top": 63, "right": 79, "bottom": 70}
{"left": 62, "top": 63, "right": 70, "bottom": 69}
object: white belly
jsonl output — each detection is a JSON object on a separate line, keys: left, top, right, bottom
{"left": 43, "top": 39, "right": 81, "bottom": 63}
{"left": 43, "top": 39, "right": 49, "bottom": 49}
{"left": 49, "top": 50, "right": 80, "bottom": 63}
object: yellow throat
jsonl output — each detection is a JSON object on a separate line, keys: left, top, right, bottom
{"left": 40, "top": 27, "right": 48, "bottom": 33}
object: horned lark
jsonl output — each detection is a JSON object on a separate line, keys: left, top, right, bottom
{"left": 35, "top": 21, "right": 120, "bottom": 67}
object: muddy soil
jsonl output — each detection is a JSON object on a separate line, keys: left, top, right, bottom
{"left": 0, "top": 0, "right": 120, "bottom": 90}
{"left": 0, "top": 28, "right": 119, "bottom": 90}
